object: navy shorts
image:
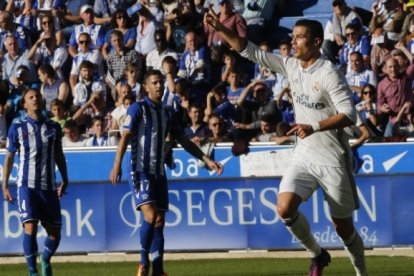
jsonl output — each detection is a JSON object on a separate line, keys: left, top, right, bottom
{"left": 17, "top": 186, "right": 62, "bottom": 228}
{"left": 129, "top": 172, "right": 168, "bottom": 211}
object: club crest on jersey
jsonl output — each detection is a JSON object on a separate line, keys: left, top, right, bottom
{"left": 313, "top": 81, "right": 321, "bottom": 92}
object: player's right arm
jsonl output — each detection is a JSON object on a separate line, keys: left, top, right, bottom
{"left": 2, "top": 151, "right": 15, "bottom": 202}
{"left": 110, "top": 130, "right": 132, "bottom": 185}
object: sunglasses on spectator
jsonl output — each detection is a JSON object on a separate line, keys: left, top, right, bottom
{"left": 79, "top": 40, "right": 90, "bottom": 45}
{"left": 42, "top": 21, "right": 51, "bottom": 25}
{"left": 346, "top": 32, "right": 356, "bottom": 37}
{"left": 211, "top": 122, "right": 222, "bottom": 127}
{"left": 116, "top": 15, "right": 125, "bottom": 19}
{"left": 362, "top": 90, "right": 375, "bottom": 95}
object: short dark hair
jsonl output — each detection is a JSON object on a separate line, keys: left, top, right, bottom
{"left": 143, "top": 70, "right": 163, "bottom": 83}
{"left": 38, "top": 64, "right": 56, "bottom": 78}
{"left": 332, "top": 0, "right": 345, "bottom": 7}
{"left": 79, "top": 60, "right": 94, "bottom": 70}
{"left": 64, "top": 119, "right": 79, "bottom": 130}
{"left": 294, "top": 19, "right": 324, "bottom": 45}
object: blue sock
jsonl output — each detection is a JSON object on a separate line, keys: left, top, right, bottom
{"left": 151, "top": 226, "right": 165, "bottom": 275}
{"left": 140, "top": 220, "right": 154, "bottom": 267}
{"left": 43, "top": 235, "right": 61, "bottom": 262}
{"left": 23, "top": 233, "right": 38, "bottom": 273}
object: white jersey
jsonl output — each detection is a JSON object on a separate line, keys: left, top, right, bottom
{"left": 241, "top": 42, "right": 357, "bottom": 166}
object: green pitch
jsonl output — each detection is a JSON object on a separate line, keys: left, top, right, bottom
{"left": 1, "top": 256, "right": 414, "bottom": 275}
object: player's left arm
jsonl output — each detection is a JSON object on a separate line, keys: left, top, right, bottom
{"left": 288, "top": 70, "right": 356, "bottom": 139}
{"left": 176, "top": 134, "right": 223, "bottom": 175}
{"left": 54, "top": 126, "right": 69, "bottom": 198}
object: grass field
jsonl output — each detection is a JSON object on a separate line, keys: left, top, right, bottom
{"left": 2, "top": 256, "right": 414, "bottom": 276}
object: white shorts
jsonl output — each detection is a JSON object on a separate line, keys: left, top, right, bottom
{"left": 279, "top": 159, "right": 359, "bottom": 218}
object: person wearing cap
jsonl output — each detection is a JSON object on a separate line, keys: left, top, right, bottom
{"left": 369, "top": 0, "right": 404, "bottom": 40}
{"left": 68, "top": 4, "right": 106, "bottom": 58}
{"left": 203, "top": 0, "right": 246, "bottom": 47}
{"left": 2, "top": 88, "right": 69, "bottom": 276}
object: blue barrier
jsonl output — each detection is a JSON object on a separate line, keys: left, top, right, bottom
{"left": 0, "top": 143, "right": 413, "bottom": 253}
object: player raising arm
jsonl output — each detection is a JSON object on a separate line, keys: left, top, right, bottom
{"left": 205, "top": 10, "right": 367, "bottom": 276}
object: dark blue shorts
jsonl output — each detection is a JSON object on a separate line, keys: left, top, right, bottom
{"left": 129, "top": 172, "right": 168, "bottom": 211}
{"left": 17, "top": 186, "right": 62, "bottom": 228}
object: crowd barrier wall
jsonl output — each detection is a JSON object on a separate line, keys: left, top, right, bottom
{"left": 0, "top": 143, "right": 413, "bottom": 254}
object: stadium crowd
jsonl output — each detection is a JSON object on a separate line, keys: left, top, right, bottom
{"left": 0, "top": 0, "right": 413, "bottom": 151}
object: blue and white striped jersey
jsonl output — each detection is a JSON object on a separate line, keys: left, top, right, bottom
{"left": 123, "top": 97, "right": 183, "bottom": 176}
{"left": 6, "top": 115, "right": 62, "bottom": 190}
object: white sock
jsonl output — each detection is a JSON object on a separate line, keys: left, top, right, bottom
{"left": 343, "top": 231, "right": 368, "bottom": 276}
{"left": 284, "top": 212, "right": 321, "bottom": 258}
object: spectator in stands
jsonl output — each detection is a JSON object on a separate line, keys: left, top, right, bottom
{"left": 160, "top": 56, "right": 179, "bottom": 107}
{"left": 27, "top": 29, "right": 68, "bottom": 80}
{"left": 210, "top": 45, "right": 225, "bottom": 85}
{"left": 225, "top": 68, "right": 244, "bottom": 105}
{"left": 339, "top": 23, "right": 370, "bottom": 73}
{"left": 370, "top": 28, "right": 394, "bottom": 76}
{"left": 85, "top": 116, "right": 118, "bottom": 146}
{"left": 102, "top": 9, "right": 137, "bottom": 60}
{"left": 72, "top": 91, "right": 111, "bottom": 134}
{"left": 72, "top": 60, "right": 106, "bottom": 109}
{"left": 119, "top": 62, "right": 144, "bottom": 100}
{"left": 69, "top": 32, "right": 104, "bottom": 92}
{"left": 221, "top": 49, "right": 237, "bottom": 82}
{"left": 38, "top": 64, "right": 70, "bottom": 112}
{"left": 269, "top": 121, "right": 295, "bottom": 145}
{"left": 32, "top": 0, "right": 65, "bottom": 32}
{"left": 369, "top": 0, "right": 404, "bottom": 42}
{"left": 177, "top": 31, "right": 211, "bottom": 105}
{"left": 55, "top": 0, "right": 88, "bottom": 40}
{"left": 391, "top": 47, "right": 414, "bottom": 73}
{"left": 203, "top": 0, "right": 246, "bottom": 47}
{"left": 322, "top": 0, "right": 362, "bottom": 64}
{"left": 0, "top": 77, "right": 9, "bottom": 146}
{"left": 184, "top": 104, "right": 210, "bottom": 146}
{"left": 355, "top": 84, "right": 384, "bottom": 137}
{"left": 94, "top": 0, "right": 128, "bottom": 23}
{"left": 38, "top": 14, "right": 64, "bottom": 47}
{"left": 146, "top": 28, "right": 178, "bottom": 72}
{"left": 110, "top": 92, "right": 134, "bottom": 134}
{"left": 62, "top": 119, "right": 86, "bottom": 147}
{"left": 2, "top": 35, "right": 37, "bottom": 86}
{"left": 164, "top": 7, "right": 194, "bottom": 53}
{"left": 0, "top": 11, "right": 31, "bottom": 56}
{"left": 135, "top": 4, "right": 159, "bottom": 56}
{"left": 205, "top": 113, "right": 230, "bottom": 143}
{"left": 234, "top": 80, "right": 282, "bottom": 141}
{"left": 113, "top": 81, "right": 133, "bottom": 109}
{"left": 377, "top": 53, "right": 414, "bottom": 137}
{"left": 241, "top": 0, "right": 280, "bottom": 44}
{"left": 345, "top": 51, "right": 377, "bottom": 104}
{"left": 106, "top": 30, "right": 144, "bottom": 90}
{"left": 50, "top": 99, "right": 70, "bottom": 131}
{"left": 172, "top": 78, "right": 192, "bottom": 128}
{"left": 204, "top": 81, "right": 237, "bottom": 130}
{"left": 251, "top": 113, "right": 277, "bottom": 142}
{"left": 400, "top": 0, "right": 414, "bottom": 42}
{"left": 68, "top": 5, "right": 106, "bottom": 58}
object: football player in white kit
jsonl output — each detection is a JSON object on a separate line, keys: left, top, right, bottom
{"left": 205, "top": 12, "right": 368, "bottom": 276}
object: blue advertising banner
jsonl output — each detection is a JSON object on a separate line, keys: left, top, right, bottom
{"left": 0, "top": 144, "right": 413, "bottom": 254}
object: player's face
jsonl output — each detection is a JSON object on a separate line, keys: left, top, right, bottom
{"left": 23, "top": 90, "right": 42, "bottom": 113}
{"left": 145, "top": 74, "right": 164, "bottom": 102}
{"left": 291, "top": 26, "right": 316, "bottom": 61}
